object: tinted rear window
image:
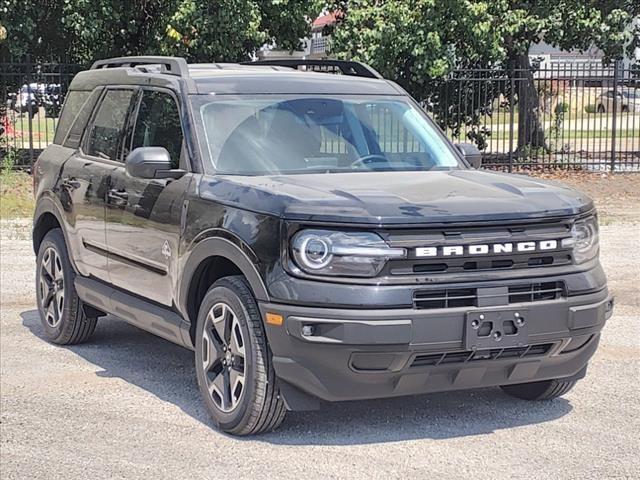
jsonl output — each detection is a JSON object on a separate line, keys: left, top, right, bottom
{"left": 53, "top": 91, "right": 91, "bottom": 145}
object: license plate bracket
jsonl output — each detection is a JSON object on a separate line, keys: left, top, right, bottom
{"left": 464, "top": 309, "right": 529, "bottom": 350}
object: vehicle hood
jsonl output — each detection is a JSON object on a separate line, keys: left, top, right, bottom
{"left": 198, "top": 170, "right": 594, "bottom": 225}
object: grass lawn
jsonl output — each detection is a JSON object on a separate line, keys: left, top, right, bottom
{"left": 0, "top": 170, "right": 35, "bottom": 219}
{"left": 6, "top": 111, "right": 58, "bottom": 149}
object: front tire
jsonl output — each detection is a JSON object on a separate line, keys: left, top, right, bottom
{"left": 500, "top": 379, "right": 577, "bottom": 401}
{"left": 195, "top": 276, "right": 286, "bottom": 435}
{"left": 35, "top": 229, "right": 97, "bottom": 344}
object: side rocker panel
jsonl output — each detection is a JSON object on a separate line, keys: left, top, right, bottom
{"left": 75, "top": 276, "right": 194, "bottom": 349}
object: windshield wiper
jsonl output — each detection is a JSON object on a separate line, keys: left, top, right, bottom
{"left": 278, "top": 166, "right": 355, "bottom": 174}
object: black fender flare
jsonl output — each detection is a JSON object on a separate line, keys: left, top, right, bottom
{"left": 178, "top": 234, "right": 270, "bottom": 319}
{"left": 32, "top": 195, "right": 71, "bottom": 255}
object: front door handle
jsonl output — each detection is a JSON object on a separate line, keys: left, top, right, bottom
{"left": 107, "top": 188, "right": 129, "bottom": 205}
{"left": 61, "top": 179, "right": 81, "bottom": 190}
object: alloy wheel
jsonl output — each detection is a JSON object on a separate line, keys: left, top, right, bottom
{"left": 201, "top": 302, "right": 247, "bottom": 412}
{"left": 39, "top": 246, "right": 65, "bottom": 328}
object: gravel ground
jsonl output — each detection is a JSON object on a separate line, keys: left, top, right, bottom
{"left": 1, "top": 219, "right": 639, "bottom": 480}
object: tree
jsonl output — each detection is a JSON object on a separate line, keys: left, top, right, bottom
{"left": 0, "top": 0, "right": 319, "bottom": 63}
{"left": 329, "top": 0, "right": 639, "bottom": 151}
{"left": 162, "top": 1, "right": 321, "bottom": 62}
{"left": 0, "top": 0, "right": 70, "bottom": 59}
{"left": 62, "top": 0, "right": 180, "bottom": 64}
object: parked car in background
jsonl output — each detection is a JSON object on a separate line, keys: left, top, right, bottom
{"left": 596, "top": 89, "right": 640, "bottom": 113}
{"left": 9, "top": 83, "right": 40, "bottom": 117}
{"left": 43, "top": 84, "right": 63, "bottom": 118}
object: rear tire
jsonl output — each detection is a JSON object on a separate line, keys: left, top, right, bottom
{"left": 500, "top": 379, "right": 577, "bottom": 401}
{"left": 194, "top": 275, "right": 286, "bottom": 435}
{"left": 35, "top": 229, "right": 97, "bottom": 345}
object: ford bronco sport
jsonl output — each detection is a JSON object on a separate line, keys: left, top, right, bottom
{"left": 32, "top": 57, "right": 613, "bottom": 435}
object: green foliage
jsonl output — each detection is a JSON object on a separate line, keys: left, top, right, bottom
{"left": 61, "top": 0, "right": 180, "bottom": 64}
{"left": 329, "top": 1, "right": 639, "bottom": 150}
{"left": 0, "top": 0, "right": 69, "bottom": 58}
{"left": 259, "top": 1, "right": 323, "bottom": 53}
{"left": 547, "top": 101, "right": 569, "bottom": 152}
{"left": 585, "top": 104, "right": 598, "bottom": 114}
{"left": 331, "top": 1, "right": 638, "bottom": 94}
{"left": 1, "top": 147, "right": 17, "bottom": 175}
{"left": 0, "top": 0, "right": 319, "bottom": 63}
{"left": 330, "top": 1, "right": 503, "bottom": 93}
{"left": 162, "top": 1, "right": 321, "bottom": 61}
{"left": 161, "top": 1, "right": 264, "bottom": 62}
{"left": 555, "top": 102, "right": 569, "bottom": 116}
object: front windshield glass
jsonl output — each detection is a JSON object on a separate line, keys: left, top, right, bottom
{"left": 192, "top": 95, "right": 462, "bottom": 175}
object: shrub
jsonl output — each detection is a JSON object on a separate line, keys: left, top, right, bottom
{"left": 555, "top": 102, "right": 570, "bottom": 115}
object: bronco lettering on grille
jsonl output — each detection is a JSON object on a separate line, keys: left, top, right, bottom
{"left": 415, "top": 240, "right": 559, "bottom": 258}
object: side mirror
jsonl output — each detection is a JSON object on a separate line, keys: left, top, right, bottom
{"left": 456, "top": 143, "right": 483, "bottom": 169}
{"left": 125, "top": 147, "right": 185, "bottom": 179}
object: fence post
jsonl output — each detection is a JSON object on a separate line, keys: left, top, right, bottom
{"left": 610, "top": 59, "right": 620, "bottom": 172}
{"left": 25, "top": 54, "right": 35, "bottom": 166}
{"left": 508, "top": 70, "right": 515, "bottom": 173}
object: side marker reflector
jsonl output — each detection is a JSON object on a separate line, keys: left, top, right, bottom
{"left": 266, "top": 313, "right": 284, "bottom": 326}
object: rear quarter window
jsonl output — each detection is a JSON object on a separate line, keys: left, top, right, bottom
{"left": 53, "top": 91, "right": 91, "bottom": 145}
{"left": 63, "top": 89, "right": 102, "bottom": 149}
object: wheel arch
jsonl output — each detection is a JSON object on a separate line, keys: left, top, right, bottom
{"left": 33, "top": 197, "right": 67, "bottom": 254}
{"left": 179, "top": 236, "right": 270, "bottom": 344}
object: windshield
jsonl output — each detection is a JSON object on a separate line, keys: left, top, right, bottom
{"left": 192, "top": 95, "right": 462, "bottom": 175}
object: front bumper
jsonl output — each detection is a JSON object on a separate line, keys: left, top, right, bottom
{"left": 259, "top": 289, "right": 613, "bottom": 408}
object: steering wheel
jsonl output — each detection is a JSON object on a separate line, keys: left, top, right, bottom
{"left": 350, "top": 154, "right": 389, "bottom": 170}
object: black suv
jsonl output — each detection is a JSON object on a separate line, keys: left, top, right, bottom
{"left": 33, "top": 56, "right": 613, "bottom": 435}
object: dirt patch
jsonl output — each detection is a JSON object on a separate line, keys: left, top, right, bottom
{"left": 524, "top": 170, "right": 640, "bottom": 224}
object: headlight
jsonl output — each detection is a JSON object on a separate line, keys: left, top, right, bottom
{"left": 291, "top": 229, "right": 406, "bottom": 277}
{"left": 562, "top": 215, "right": 599, "bottom": 264}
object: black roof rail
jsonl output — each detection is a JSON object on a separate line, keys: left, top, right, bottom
{"left": 90, "top": 56, "right": 189, "bottom": 78}
{"left": 241, "top": 59, "right": 384, "bottom": 79}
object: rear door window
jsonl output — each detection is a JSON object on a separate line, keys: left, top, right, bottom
{"left": 85, "top": 89, "right": 136, "bottom": 161}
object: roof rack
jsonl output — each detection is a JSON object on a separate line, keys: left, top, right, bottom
{"left": 90, "top": 56, "right": 189, "bottom": 77}
{"left": 241, "top": 59, "right": 384, "bottom": 79}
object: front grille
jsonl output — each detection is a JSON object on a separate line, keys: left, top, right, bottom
{"left": 381, "top": 220, "right": 574, "bottom": 276}
{"left": 411, "top": 343, "right": 554, "bottom": 368}
{"left": 413, "top": 288, "right": 476, "bottom": 309}
{"left": 413, "top": 281, "right": 565, "bottom": 309}
{"left": 508, "top": 282, "right": 565, "bottom": 303}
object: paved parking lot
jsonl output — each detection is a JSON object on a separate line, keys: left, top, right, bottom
{"left": 1, "top": 219, "right": 639, "bottom": 479}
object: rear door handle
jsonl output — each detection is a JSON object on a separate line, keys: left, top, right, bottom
{"left": 61, "top": 179, "right": 81, "bottom": 190}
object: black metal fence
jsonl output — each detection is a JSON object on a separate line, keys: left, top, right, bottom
{"left": 0, "top": 57, "right": 83, "bottom": 166}
{"left": 423, "top": 61, "right": 640, "bottom": 172}
{"left": 1, "top": 57, "right": 638, "bottom": 171}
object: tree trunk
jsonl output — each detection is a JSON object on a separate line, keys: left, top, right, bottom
{"left": 514, "top": 53, "right": 546, "bottom": 151}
